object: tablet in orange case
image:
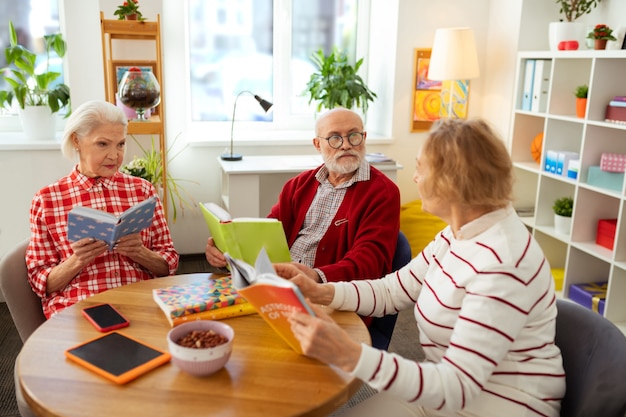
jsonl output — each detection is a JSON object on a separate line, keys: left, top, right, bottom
{"left": 65, "top": 331, "right": 171, "bottom": 384}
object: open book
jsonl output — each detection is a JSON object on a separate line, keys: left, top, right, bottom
{"left": 200, "top": 202, "right": 291, "bottom": 266}
{"left": 225, "top": 248, "right": 315, "bottom": 354}
{"left": 67, "top": 197, "right": 156, "bottom": 249}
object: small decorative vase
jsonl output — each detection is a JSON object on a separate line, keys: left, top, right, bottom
{"left": 594, "top": 39, "right": 608, "bottom": 50}
{"left": 554, "top": 214, "right": 572, "bottom": 235}
{"left": 118, "top": 69, "right": 161, "bottom": 121}
{"left": 576, "top": 98, "right": 587, "bottom": 118}
{"left": 125, "top": 13, "right": 138, "bottom": 20}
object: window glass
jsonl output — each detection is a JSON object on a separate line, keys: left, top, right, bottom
{"left": 187, "top": 0, "right": 358, "bottom": 123}
{"left": 0, "top": 0, "right": 62, "bottom": 114}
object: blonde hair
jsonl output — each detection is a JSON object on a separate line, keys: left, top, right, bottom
{"left": 421, "top": 118, "right": 513, "bottom": 209}
{"left": 61, "top": 100, "right": 127, "bottom": 160}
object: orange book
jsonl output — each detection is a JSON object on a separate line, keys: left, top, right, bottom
{"left": 225, "top": 248, "right": 315, "bottom": 354}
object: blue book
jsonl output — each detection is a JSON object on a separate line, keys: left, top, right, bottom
{"left": 67, "top": 197, "right": 157, "bottom": 249}
{"left": 609, "top": 100, "right": 626, "bottom": 108}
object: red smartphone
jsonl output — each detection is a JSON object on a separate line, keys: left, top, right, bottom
{"left": 82, "top": 303, "right": 130, "bottom": 332}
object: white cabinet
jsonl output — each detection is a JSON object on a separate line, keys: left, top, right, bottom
{"left": 509, "top": 50, "right": 626, "bottom": 334}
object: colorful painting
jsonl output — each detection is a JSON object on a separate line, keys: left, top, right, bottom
{"left": 411, "top": 49, "right": 441, "bottom": 131}
{"left": 411, "top": 49, "right": 470, "bottom": 131}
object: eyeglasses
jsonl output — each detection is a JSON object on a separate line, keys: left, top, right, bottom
{"left": 317, "top": 132, "right": 365, "bottom": 149}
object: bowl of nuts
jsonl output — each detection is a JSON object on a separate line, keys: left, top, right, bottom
{"left": 166, "top": 320, "right": 234, "bottom": 377}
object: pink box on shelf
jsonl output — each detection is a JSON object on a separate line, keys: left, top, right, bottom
{"left": 600, "top": 153, "right": 626, "bottom": 173}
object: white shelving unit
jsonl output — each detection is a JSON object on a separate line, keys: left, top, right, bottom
{"left": 509, "top": 50, "right": 626, "bottom": 334}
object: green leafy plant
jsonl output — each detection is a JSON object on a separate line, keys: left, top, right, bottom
{"left": 113, "top": 0, "right": 145, "bottom": 20}
{"left": 587, "top": 24, "right": 616, "bottom": 40}
{"left": 0, "top": 21, "right": 71, "bottom": 114}
{"left": 120, "top": 133, "right": 196, "bottom": 222}
{"left": 556, "top": 0, "right": 602, "bottom": 22}
{"left": 553, "top": 196, "right": 574, "bottom": 217}
{"left": 303, "top": 47, "right": 377, "bottom": 114}
{"left": 574, "top": 84, "right": 588, "bottom": 99}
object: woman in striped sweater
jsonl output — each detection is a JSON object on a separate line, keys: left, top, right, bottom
{"left": 276, "top": 118, "right": 565, "bottom": 417}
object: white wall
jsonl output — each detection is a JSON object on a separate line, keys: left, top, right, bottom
{"left": 4, "top": 0, "right": 624, "bottom": 262}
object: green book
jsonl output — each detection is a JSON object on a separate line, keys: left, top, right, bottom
{"left": 199, "top": 202, "right": 291, "bottom": 266}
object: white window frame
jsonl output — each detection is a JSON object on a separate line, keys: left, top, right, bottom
{"left": 167, "top": 0, "right": 395, "bottom": 147}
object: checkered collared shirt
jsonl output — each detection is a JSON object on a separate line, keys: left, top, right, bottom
{"left": 27, "top": 166, "right": 179, "bottom": 318}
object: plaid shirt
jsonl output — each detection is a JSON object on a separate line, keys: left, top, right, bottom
{"left": 290, "top": 161, "right": 370, "bottom": 281}
{"left": 27, "top": 166, "right": 179, "bottom": 318}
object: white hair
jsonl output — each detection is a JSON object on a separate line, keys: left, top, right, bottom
{"left": 61, "top": 100, "right": 127, "bottom": 160}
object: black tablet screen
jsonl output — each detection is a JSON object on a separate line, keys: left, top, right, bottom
{"left": 67, "top": 332, "right": 164, "bottom": 376}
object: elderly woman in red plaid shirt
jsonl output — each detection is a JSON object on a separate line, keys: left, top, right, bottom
{"left": 26, "top": 100, "right": 178, "bottom": 319}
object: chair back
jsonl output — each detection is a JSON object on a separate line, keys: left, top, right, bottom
{"left": 0, "top": 238, "right": 46, "bottom": 342}
{"left": 369, "top": 232, "right": 412, "bottom": 350}
{"left": 555, "top": 299, "right": 626, "bottom": 417}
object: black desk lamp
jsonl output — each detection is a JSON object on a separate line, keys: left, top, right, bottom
{"left": 221, "top": 91, "right": 274, "bottom": 161}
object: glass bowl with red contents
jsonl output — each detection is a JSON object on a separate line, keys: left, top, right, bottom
{"left": 166, "top": 321, "right": 234, "bottom": 377}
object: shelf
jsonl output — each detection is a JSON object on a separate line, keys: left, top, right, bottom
{"left": 509, "top": 51, "right": 626, "bottom": 334}
{"left": 127, "top": 116, "right": 163, "bottom": 135}
{"left": 100, "top": 12, "right": 168, "bottom": 219}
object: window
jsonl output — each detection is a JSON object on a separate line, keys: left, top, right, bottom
{"left": 0, "top": 0, "right": 62, "bottom": 120}
{"left": 186, "top": 0, "right": 367, "bottom": 138}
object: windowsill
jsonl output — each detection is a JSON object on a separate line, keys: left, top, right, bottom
{"left": 0, "top": 131, "right": 63, "bottom": 150}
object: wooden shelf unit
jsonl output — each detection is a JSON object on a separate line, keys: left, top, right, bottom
{"left": 509, "top": 50, "right": 626, "bottom": 334}
{"left": 99, "top": 12, "right": 168, "bottom": 217}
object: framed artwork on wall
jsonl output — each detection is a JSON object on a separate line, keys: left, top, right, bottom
{"left": 411, "top": 49, "right": 442, "bottom": 132}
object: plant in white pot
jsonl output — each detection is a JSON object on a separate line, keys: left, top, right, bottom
{"left": 303, "top": 47, "right": 377, "bottom": 116}
{"left": 550, "top": 0, "right": 603, "bottom": 51}
{"left": 0, "top": 21, "right": 71, "bottom": 141}
{"left": 553, "top": 196, "right": 573, "bottom": 235}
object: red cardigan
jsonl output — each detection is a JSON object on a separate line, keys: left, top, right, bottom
{"left": 268, "top": 164, "right": 400, "bottom": 283}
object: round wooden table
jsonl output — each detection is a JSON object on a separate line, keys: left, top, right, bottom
{"left": 18, "top": 273, "right": 371, "bottom": 417}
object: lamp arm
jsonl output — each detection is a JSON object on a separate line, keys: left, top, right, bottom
{"left": 229, "top": 90, "right": 252, "bottom": 157}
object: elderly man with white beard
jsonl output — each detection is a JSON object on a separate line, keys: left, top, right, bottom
{"left": 205, "top": 108, "right": 400, "bottom": 330}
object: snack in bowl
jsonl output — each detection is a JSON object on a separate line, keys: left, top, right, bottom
{"left": 167, "top": 321, "right": 234, "bottom": 377}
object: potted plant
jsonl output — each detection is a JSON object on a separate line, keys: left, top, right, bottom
{"left": 553, "top": 196, "right": 573, "bottom": 234}
{"left": 303, "top": 47, "right": 377, "bottom": 115}
{"left": 0, "top": 21, "right": 71, "bottom": 140}
{"left": 587, "top": 24, "right": 616, "bottom": 50}
{"left": 550, "top": 0, "right": 603, "bottom": 51}
{"left": 574, "top": 84, "right": 588, "bottom": 118}
{"left": 113, "top": 0, "right": 145, "bottom": 21}
{"left": 120, "top": 134, "right": 196, "bottom": 223}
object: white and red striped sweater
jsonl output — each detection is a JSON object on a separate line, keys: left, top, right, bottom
{"left": 329, "top": 206, "right": 565, "bottom": 417}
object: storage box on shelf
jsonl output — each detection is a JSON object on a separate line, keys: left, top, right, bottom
{"left": 509, "top": 50, "right": 626, "bottom": 334}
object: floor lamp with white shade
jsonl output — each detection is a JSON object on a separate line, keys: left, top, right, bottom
{"left": 427, "top": 27, "right": 480, "bottom": 119}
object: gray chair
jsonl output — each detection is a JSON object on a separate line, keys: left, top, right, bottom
{"left": 555, "top": 299, "right": 626, "bottom": 417}
{"left": 369, "top": 232, "right": 412, "bottom": 350}
{"left": 0, "top": 238, "right": 45, "bottom": 417}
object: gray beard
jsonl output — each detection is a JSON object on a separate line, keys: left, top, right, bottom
{"left": 322, "top": 150, "right": 364, "bottom": 175}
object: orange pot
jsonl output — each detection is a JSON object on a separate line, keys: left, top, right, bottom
{"left": 576, "top": 97, "right": 587, "bottom": 118}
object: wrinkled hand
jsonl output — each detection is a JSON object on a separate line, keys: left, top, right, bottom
{"left": 288, "top": 303, "right": 362, "bottom": 372}
{"left": 70, "top": 238, "right": 108, "bottom": 267}
{"left": 274, "top": 262, "right": 319, "bottom": 282}
{"left": 205, "top": 237, "right": 227, "bottom": 268}
{"left": 113, "top": 233, "right": 145, "bottom": 257}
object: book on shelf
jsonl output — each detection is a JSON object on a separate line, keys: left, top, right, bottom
{"left": 531, "top": 59, "right": 551, "bottom": 113}
{"left": 609, "top": 100, "right": 626, "bottom": 108}
{"left": 225, "top": 248, "right": 315, "bottom": 354}
{"left": 521, "top": 59, "right": 535, "bottom": 111}
{"left": 152, "top": 276, "right": 256, "bottom": 327}
{"left": 365, "top": 152, "right": 396, "bottom": 165}
{"left": 67, "top": 197, "right": 156, "bottom": 249}
{"left": 199, "top": 202, "right": 291, "bottom": 266}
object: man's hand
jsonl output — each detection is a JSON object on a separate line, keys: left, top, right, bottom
{"left": 205, "top": 237, "right": 227, "bottom": 268}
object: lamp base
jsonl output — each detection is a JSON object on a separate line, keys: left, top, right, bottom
{"left": 220, "top": 152, "right": 243, "bottom": 161}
